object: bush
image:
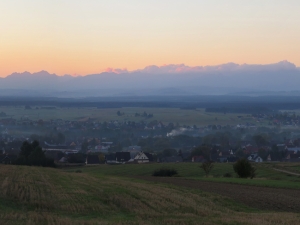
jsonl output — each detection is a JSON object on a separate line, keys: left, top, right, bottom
{"left": 152, "top": 168, "right": 178, "bottom": 177}
{"left": 223, "top": 172, "right": 232, "bottom": 178}
{"left": 233, "top": 159, "right": 256, "bottom": 179}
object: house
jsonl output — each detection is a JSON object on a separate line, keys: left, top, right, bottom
{"left": 267, "top": 153, "right": 281, "bottom": 162}
{"left": 58, "top": 157, "right": 68, "bottom": 163}
{"left": 44, "top": 141, "right": 68, "bottom": 150}
{"left": 70, "top": 142, "right": 77, "bottom": 148}
{"left": 227, "top": 156, "right": 238, "bottom": 163}
{"left": 105, "top": 153, "right": 117, "bottom": 164}
{"left": 285, "top": 152, "right": 300, "bottom": 162}
{"left": 65, "top": 150, "right": 79, "bottom": 155}
{"left": 286, "top": 147, "right": 300, "bottom": 153}
{"left": 253, "top": 156, "right": 263, "bottom": 163}
{"left": 134, "top": 152, "right": 149, "bottom": 163}
{"left": 86, "top": 155, "right": 100, "bottom": 165}
{"left": 45, "top": 150, "right": 64, "bottom": 162}
{"left": 248, "top": 154, "right": 257, "bottom": 161}
{"left": 144, "top": 152, "right": 154, "bottom": 162}
{"left": 116, "top": 152, "right": 131, "bottom": 163}
{"left": 102, "top": 142, "right": 113, "bottom": 149}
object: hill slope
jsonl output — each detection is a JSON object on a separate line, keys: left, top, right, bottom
{"left": 0, "top": 165, "right": 299, "bottom": 225}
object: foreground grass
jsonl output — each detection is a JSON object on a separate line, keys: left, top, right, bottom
{"left": 79, "top": 163, "right": 300, "bottom": 189}
{"left": 1, "top": 165, "right": 300, "bottom": 225}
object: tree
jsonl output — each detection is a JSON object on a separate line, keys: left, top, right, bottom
{"left": 200, "top": 161, "right": 214, "bottom": 177}
{"left": 0, "top": 111, "right": 7, "bottom": 117}
{"left": 178, "top": 149, "right": 182, "bottom": 157}
{"left": 235, "top": 148, "right": 245, "bottom": 158}
{"left": 57, "top": 132, "right": 65, "bottom": 144}
{"left": 162, "top": 148, "right": 177, "bottom": 157}
{"left": 81, "top": 140, "right": 89, "bottom": 153}
{"left": 98, "top": 153, "right": 105, "bottom": 163}
{"left": 258, "top": 148, "right": 268, "bottom": 160}
{"left": 253, "top": 134, "right": 269, "bottom": 147}
{"left": 233, "top": 159, "right": 256, "bottom": 179}
{"left": 153, "top": 138, "right": 170, "bottom": 151}
{"left": 191, "top": 146, "right": 211, "bottom": 161}
{"left": 16, "top": 141, "right": 55, "bottom": 167}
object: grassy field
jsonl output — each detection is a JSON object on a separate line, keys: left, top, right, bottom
{"left": 0, "top": 106, "right": 256, "bottom": 126}
{"left": 77, "top": 162, "right": 300, "bottom": 189}
{"left": 1, "top": 164, "right": 300, "bottom": 225}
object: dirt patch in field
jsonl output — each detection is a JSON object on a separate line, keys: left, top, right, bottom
{"left": 134, "top": 176, "right": 300, "bottom": 213}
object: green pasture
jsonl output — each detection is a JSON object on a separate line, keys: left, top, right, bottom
{"left": 77, "top": 162, "right": 300, "bottom": 189}
{"left": 0, "top": 106, "right": 257, "bottom": 126}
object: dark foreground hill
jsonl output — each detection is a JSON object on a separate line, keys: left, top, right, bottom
{"left": 0, "top": 164, "right": 299, "bottom": 225}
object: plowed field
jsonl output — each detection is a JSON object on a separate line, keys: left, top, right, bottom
{"left": 135, "top": 176, "right": 300, "bottom": 212}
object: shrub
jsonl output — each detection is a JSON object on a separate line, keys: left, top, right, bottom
{"left": 223, "top": 172, "right": 232, "bottom": 178}
{"left": 152, "top": 168, "right": 178, "bottom": 177}
{"left": 233, "top": 159, "right": 256, "bottom": 179}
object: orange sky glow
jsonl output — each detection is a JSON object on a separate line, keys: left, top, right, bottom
{"left": 0, "top": 0, "right": 299, "bottom": 77}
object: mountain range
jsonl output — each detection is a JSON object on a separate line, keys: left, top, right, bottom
{"left": 1, "top": 61, "right": 300, "bottom": 97}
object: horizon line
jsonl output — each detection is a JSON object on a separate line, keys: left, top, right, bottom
{"left": 3, "top": 60, "right": 299, "bottom": 78}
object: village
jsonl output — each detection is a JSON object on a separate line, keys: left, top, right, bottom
{"left": 1, "top": 109, "right": 300, "bottom": 165}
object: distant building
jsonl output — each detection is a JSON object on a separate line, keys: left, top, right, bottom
{"left": 115, "top": 152, "right": 131, "bottom": 163}
{"left": 134, "top": 152, "right": 149, "bottom": 163}
{"left": 86, "top": 155, "right": 100, "bottom": 165}
{"left": 0, "top": 154, "right": 17, "bottom": 164}
{"left": 105, "top": 153, "right": 117, "bottom": 164}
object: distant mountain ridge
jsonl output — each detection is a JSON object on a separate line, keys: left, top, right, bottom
{"left": 1, "top": 61, "right": 300, "bottom": 97}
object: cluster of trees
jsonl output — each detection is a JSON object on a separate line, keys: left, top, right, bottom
{"left": 0, "top": 111, "right": 7, "bottom": 117}
{"left": 30, "top": 132, "right": 65, "bottom": 145}
{"left": 200, "top": 159, "right": 256, "bottom": 179}
{"left": 117, "top": 111, "right": 125, "bottom": 116}
{"left": 206, "top": 107, "right": 272, "bottom": 114}
{"left": 135, "top": 112, "right": 153, "bottom": 118}
{"left": 15, "top": 141, "right": 55, "bottom": 167}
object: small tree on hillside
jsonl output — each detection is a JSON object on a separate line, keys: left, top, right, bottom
{"left": 233, "top": 159, "right": 256, "bottom": 179}
{"left": 200, "top": 161, "right": 214, "bottom": 177}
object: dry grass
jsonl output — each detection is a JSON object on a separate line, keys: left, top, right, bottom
{"left": 0, "top": 165, "right": 299, "bottom": 225}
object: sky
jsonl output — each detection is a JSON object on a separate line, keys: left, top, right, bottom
{"left": 0, "top": 0, "right": 300, "bottom": 77}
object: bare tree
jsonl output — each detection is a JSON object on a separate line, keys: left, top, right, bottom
{"left": 200, "top": 161, "right": 214, "bottom": 177}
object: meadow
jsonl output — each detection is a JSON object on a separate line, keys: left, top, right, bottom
{"left": 1, "top": 163, "right": 300, "bottom": 225}
{"left": 78, "top": 162, "right": 300, "bottom": 189}
{"left": 0, "top": 106, "right": 256, "bottom": 126}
